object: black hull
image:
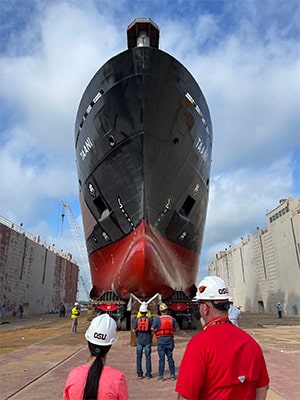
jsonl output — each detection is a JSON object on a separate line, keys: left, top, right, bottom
{"left": 75, "top": 45, "right": 212, "bottom": 300}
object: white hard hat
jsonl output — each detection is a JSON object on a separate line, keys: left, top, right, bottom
{"left": 74, "top": 302, "right": 79, "bottom": 306}
{"left": 139, "top": 302, "right": 148, "bottom": 313}
{"left": 197, "top": 276, "right": 230, "bottom": 300}
{"left": 85, "top": 314, "right": 118, "bottom": 346}
{"left": 229, "top": 296, "right": 233, "bottom": 303}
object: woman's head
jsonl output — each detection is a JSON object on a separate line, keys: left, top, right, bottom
{"left": 83, "top": 314, "right": 118, "bottom": 400}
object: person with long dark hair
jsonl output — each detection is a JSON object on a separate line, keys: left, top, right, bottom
{"left": 63, "top": 313, "right": 129, "bottom": 400}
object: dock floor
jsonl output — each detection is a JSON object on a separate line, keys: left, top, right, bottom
{"left": 0, "top": 312, "right": 299, "bottom": 399}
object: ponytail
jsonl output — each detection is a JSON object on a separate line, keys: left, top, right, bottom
{"left": 83, "top": 342, "right": 111, "bottom": 400}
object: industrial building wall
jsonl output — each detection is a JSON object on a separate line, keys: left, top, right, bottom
{"left": 52, "top": 255, "right": 78, "bottom": 309}
{"left": 0, "top": 219, "right": 79, "bottom": 316}
{"left": 208, "top": 198, "right": 300, "bottom": 316}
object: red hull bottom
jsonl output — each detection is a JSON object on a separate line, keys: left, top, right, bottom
{"left": 89, "top": 221, "right": 198, "bottom": 300}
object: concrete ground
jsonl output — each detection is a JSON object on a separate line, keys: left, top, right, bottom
{"left": 0, "top": 311, "right": 299, "bottom": 400}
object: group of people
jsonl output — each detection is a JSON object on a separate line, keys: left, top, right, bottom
{"left": 63, "top": 275, "right": 270, "bottom": 400}
{"left": 132, "top": 301, "right": 179, "bottom": 381}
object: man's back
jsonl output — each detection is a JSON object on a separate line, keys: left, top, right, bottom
{"left": 133, "top": 316, "right": 152, "bottom": 345}
{"left": 176, "top": 321, "right": 269, "bottom": 399}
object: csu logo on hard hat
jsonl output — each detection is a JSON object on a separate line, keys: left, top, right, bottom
{"left": 218, "top": 288, "right": 228, "bottom": 295}
{"left": 85, "top": 314, "right": 118, "bottom": 346}
{"left": 93, "top": 332, "right": 108, "bottom": 340}
{"left": 197, "top": 276, "right": 230, "bottom": 300}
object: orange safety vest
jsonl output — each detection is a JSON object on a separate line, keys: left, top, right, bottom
{"left": 155, "top": 315, "right": 174, "bottom": 338}
{"left": 137, "top": 317, "right": 150, "bottom": 332}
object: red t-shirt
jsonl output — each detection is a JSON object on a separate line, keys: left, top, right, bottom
{"left": 176, "top": 318, "right": 269, "bottom": 400}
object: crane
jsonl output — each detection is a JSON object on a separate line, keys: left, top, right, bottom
{"left": 61, "top": 201, "right": 91, "bottom": 300}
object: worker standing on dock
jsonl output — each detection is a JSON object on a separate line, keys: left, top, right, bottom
{"left": 18, "top": 303, "right": 24, "bottom": 319}
{"left": 228, "top": 296, "right": 241, "bottom": 326}
{"left": 59, "top": 302, "right": 66, "bottom": 317}
{"left": 70, "top": 302, "right": 80, "bottom": 333}
{"left": 176, "top": 276, "right": 269, "bottom": 400}
{"left": 63, "top": 314, "right": 129, "bottom": 400}
{"left": 152, "top": 303, "right": 179, "bottom": 381}
{"left": 1, "top": 303, "right": 6, "bottom": 320}
{"left": 132, "top": 302, "right": 153, "bottom": 379}
{"left": 277, "top": 302, "right": 283, "bottom": 318}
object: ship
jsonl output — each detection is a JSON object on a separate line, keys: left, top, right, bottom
{"left": 75, "top": 18, "right": 212, "bottom": 306}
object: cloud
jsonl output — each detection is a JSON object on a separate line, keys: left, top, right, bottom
{"left": 0, "top": 1, "right": 123, "bottom": 228}
{"left": 208, "top": 157, "right": 292, "bottom": 240}
{"left": 0, "top": 3, "right": 123, "bottom": 155}
{"left": 199, "top": 156, "right": 294, "bottom": 276}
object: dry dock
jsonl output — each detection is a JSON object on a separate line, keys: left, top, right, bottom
{"left": 0, "top": 312, "right": 299, "bottom": 400}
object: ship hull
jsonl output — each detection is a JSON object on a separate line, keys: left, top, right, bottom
{"left": 75, "top": 46, "right": 212, "bottom": 300}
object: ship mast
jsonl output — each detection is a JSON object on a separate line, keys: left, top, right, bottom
{"left": 127, "top": 17, "right": 160, "bottom": 49}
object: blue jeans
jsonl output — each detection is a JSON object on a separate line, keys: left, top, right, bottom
{"left": 136, "top": 343, "right": 152, "bottom": 377}
{"left": 157, "top": 342, "right": 175, "bottom": 377}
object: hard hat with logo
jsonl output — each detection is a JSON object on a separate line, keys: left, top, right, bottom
{"left": 159, "top": 303, "right": 168, "bottom": 311}
{"left": 85, "top": 313, "right": 118, "bottom": 346}
{"left": 139, "top": 302, "right": 148, "bottom": 313}
{"left": 197, "top": 276, "right": 230, "bottom": 300}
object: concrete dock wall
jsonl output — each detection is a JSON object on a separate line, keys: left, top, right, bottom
{"left": 0, "top": 218, "right": 79, "bottom": 316}
{"left": 208, "top": 198, "right": 300, "bottom": 316}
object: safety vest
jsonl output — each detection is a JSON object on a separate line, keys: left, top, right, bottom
{"left": 155, "top": 315, "right": 174, "bottom": 338}
{"left": 71, "top": 306, "right": 80, "bottom": 319}
{"left": 137, "top": 317, "right": 150, "bottom": 332}
{"left": 136, "top": 310, "right": 152, "bottom": 318}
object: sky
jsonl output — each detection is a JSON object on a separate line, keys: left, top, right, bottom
{"left": 0, "top": 0, "right": 299, "bottom": 300}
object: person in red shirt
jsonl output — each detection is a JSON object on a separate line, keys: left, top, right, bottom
{"left": 176, "top": 276, "right": 269, "bottom": 400}
{"left": 63, "top": 313, "right": 129, "bottom": 400}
